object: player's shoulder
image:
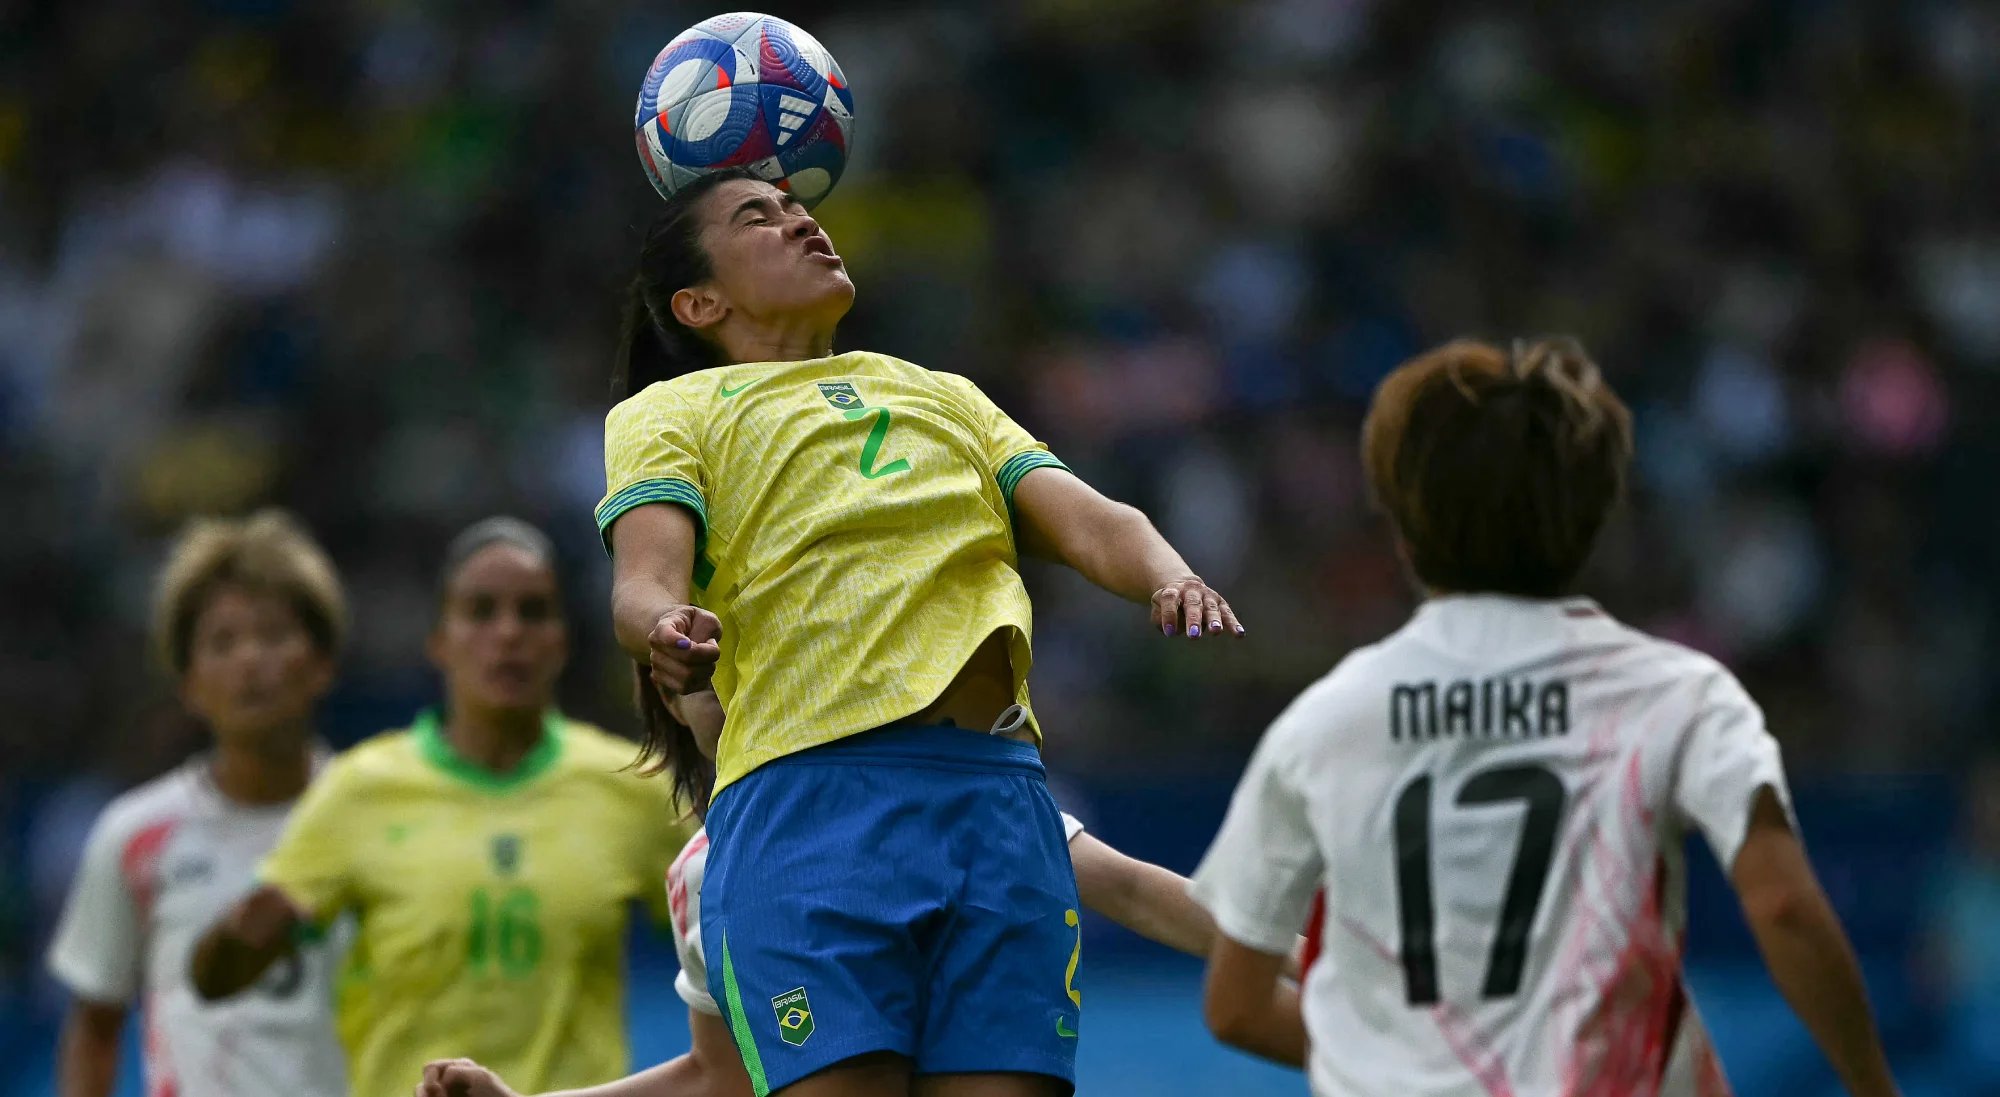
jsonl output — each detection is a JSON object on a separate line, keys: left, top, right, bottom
{"left": 86, "top": 763, "right": 204, "bottom": 847}
{"left": 607, "top": 374, "right": 716, "bottom": 429}
{"left": 318, "top": 727, "right": 429, "bottom": 789}
{"left": 553, "top": 719, "right": 684, "bottom": 803}
{"left": 554, "top": 719, "right": 645, "bottom": 770}
{"left": 1600, "top": 619, "right": 1758, "bottom": 711}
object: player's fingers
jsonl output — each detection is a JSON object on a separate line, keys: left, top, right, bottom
{"left": 1153, "top": 586, "right": 1180, "bottom": 636}
{"left": 1218, "top": 596, "right": 1246, "bottom": 637}
{"left": 685, "top": 608, "right": 724, "bottom": 645}
{"left": 650, "top": 651, "right": 690, "bottom": 694}
{"left": 1181, "top": 583, "right": 1205, "bottom": 638}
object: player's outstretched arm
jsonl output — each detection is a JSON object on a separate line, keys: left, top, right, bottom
{"left": 56, "top": 999, "right": 126, "bottom": 1097}
{"left": 418, "top": 1008, "right": 751, "bottom": 1097}
{"left": 609, "top": 504, "right": 721, "bottom": 696}
{"left": 1203, "top": 937, "right": 1306, "bottom": 1069}
{"left": 1731, "top": 789, "right": 1901, "bottom": 1097}
{"left": 1072, "top": 832, "right": 1218, "bottom": 959}
{"left": 188, "top": 885, "right": 302, "bottom": 1000}
{"left": 1009, "top": 467, "right": 1243, "bottom": 638}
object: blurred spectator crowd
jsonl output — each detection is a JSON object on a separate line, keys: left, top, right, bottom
{"left": 5, "top": 0, "right": 2000, "bottom": 1084}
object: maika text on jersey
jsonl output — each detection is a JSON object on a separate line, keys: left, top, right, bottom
{"left": 1389, "top": 678, "right": 1570, "bottom": 742}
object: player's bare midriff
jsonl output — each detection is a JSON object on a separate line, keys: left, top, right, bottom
{"left": 909, "top": 628, "right": 1028, "bottom": 742}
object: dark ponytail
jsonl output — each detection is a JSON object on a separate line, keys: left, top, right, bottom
{"left": 633, "top": 662, "right": 716, "bottom": 818}
{"left": 612, "top": 166, "right": 766, "bottom": 402}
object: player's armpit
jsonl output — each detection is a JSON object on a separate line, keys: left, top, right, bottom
{"left": 1730, "top": 787, "right": 1902, "bottom": 1097}
{"left": 1202, "top": 935, "right": 1307, "bottom": 1070}
{"left": 188, "top": 885, "right": 306, "bottom": 1001}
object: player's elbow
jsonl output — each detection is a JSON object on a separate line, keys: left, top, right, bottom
{"left": 1202, "top": 978, "right": 1263, "bottom": 1051}
{"left": 1738, "top": 876, "right": 1824, "bottom": 935}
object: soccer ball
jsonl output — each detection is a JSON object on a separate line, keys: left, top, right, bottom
{"left": 634, "top": 12, "right": 855, "bottom": 210}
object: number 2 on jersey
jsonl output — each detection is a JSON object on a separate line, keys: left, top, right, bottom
{"left": 842, "top": 405, "right": 911, "bottom": 479}
{"left": 1392, "top": 764, "right": 1566, "bottom": 1005}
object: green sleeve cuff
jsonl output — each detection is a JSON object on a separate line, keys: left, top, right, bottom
{"left": 996, "top": 450, "right": 1068, "bottom": 505}
{"left": 596, "top": 478, "right": 709, "bottom": 556}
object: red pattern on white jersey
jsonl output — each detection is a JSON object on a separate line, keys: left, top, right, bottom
{"left": 1192, "top": 596, "right": 1787, "bottom": 1097}
{"left": 46, "top": 756, "right": 345, "bottom": 1097}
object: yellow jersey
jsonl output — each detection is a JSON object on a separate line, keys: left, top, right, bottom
{"left": 257, "top": 713, "right": 693, "bottom": 1097}
{"left": 597, "top": 351, "right": 1067, "bottom": 795}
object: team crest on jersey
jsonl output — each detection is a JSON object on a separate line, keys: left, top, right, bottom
{"left": 491, "top": 834, "right": 522, "bottom": 877}
{"left": 816, "top": 381, "right": 862, "bottom": 410}
{"left": 772, "top": 987, "right": 814, "bottom": 1046}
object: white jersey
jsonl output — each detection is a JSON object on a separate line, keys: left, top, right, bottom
{"left": 1192, "top": 595, "right": 1788, "bottom": 1097}
{"left": 666, "top": 812, "right": 1089, "bottom": 1015}
{"left": 47, "top": 756, "right": 346, "bottom": 1097}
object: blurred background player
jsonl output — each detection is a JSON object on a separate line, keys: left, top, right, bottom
{"left": 412, "top": 690, "right": 1293, "bottom": 1097}
{"left": 1191, "top": 339, "right": 1901, "bottom": 1097}
{"left": 188, "top": 517, "right": 694, "bottom": 1097}
{"left": 46, "top": 510, "right": 348, "bottom": 1097}
{"left": 602, "top": 168, "right": 1240, "bottom": 1097}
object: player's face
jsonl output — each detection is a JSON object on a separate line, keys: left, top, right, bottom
{"left": 695, "top": 178, "right": 854, "bottom": 329}
{"left": 430, "top": 545, "right": 568, "bottom": 715}
{"left": 181, "top": 585, "right": 334, "bottom": 745}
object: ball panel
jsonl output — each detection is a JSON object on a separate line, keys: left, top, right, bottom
{"left": 635, "top": 13, "right": 850, "bottom": 208}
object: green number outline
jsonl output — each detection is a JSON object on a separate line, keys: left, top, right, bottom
{"left": 842, "top": 405, "right": 912, "bottom": 479}
{"left": 467, "top": 886, "right": 543, "bottom": 978}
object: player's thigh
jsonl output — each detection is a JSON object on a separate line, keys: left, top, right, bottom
{"left": 701, "top": 755, "right": 945, "bottom": 1091}
{"left": 772, "top": 1050, "right": 911, "bottom": 1097}
{"left": 918, "top": 773, "right": 1080, "bottom": 1085}
{"left": 911, "top": 1072, "right": 1068, "bottom": 1097}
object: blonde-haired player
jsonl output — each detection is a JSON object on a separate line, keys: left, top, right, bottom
{"left": 49, "top": 509, "right": 348, "bottom": 1097}
{"left": 190, "top": 517, "right": 696, "bottom": 1097}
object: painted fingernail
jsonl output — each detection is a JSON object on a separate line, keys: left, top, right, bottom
{"left": 1236, "top": 626, "right": 1247, "bottom": 636}
{"left": 1162, "top": 623, "right": 1172, "bottom": 636}
{"left": 1188, "top": 624, "right": 1201, "bottom": 637}
{"left": 675, "top": 638, "right": 691, "bottom": 649}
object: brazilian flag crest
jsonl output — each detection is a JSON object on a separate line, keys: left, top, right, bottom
{"left": 491, "top": 834, "right": 521, "bottom": 877}
{"left": 771, "top": 987, "right": 814, "bottom": 1046}
{"left": 816, "top": 381, "right": 862, "bottom": 410}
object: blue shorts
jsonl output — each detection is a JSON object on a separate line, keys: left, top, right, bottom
{"left": 701, "top": 724, "right": 1081, "bottom": 1095}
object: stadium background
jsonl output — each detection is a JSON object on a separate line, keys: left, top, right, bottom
{"left": 3, "top": 0, "right": 1998, "bottom": 1093}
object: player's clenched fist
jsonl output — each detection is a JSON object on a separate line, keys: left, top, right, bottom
{"left": 648, "top": 604, "right": 722, "bottom": 694}
{"left": 416, "top": 1058, "right": 516, "bottom": 1097}
{"left": 1152, "top": 576, "right": 1245, "bottom": 639}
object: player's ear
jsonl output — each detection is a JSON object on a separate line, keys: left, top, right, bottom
{"left": 670, "top": 285, "right": 728, "bottom": 331}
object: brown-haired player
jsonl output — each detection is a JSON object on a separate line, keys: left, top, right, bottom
{"left": 47, "top": 510, "right": 348, "bottom": 1097}
{"left": 1189, "top": 339, "right": 1901, "bottom": 1097}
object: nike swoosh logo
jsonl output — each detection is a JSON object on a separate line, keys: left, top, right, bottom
{"left": 718, "top": 379, "right": 755, "bottom": 398}
{"left": 1055, "top": 1017, "right": 1077, "bottom": 1038}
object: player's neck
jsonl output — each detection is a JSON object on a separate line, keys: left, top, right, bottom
{"left": 208, "top": 730, "right": 314, "bottom": 805}
{"left": 443, "top": 705, "right": 546, "bottom": 774}
{"left": 718, "top": 316, "right": 834, "bottom": 364}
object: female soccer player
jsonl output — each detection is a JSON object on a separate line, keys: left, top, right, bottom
{"left": 598, "top": 167, "right": 1242, "bottom": 1097}
{"left": 190, "top": 517, "right": 696, "bottom": 1097}
{"left": 47, "top": 510, "right": 348, "bottom": 1097}
{"left": 413, "top": 690, "right": 1297, "bottom": 1097}
{"left": 1190, "top": 339, "right": 1901, "bottom": 1097}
